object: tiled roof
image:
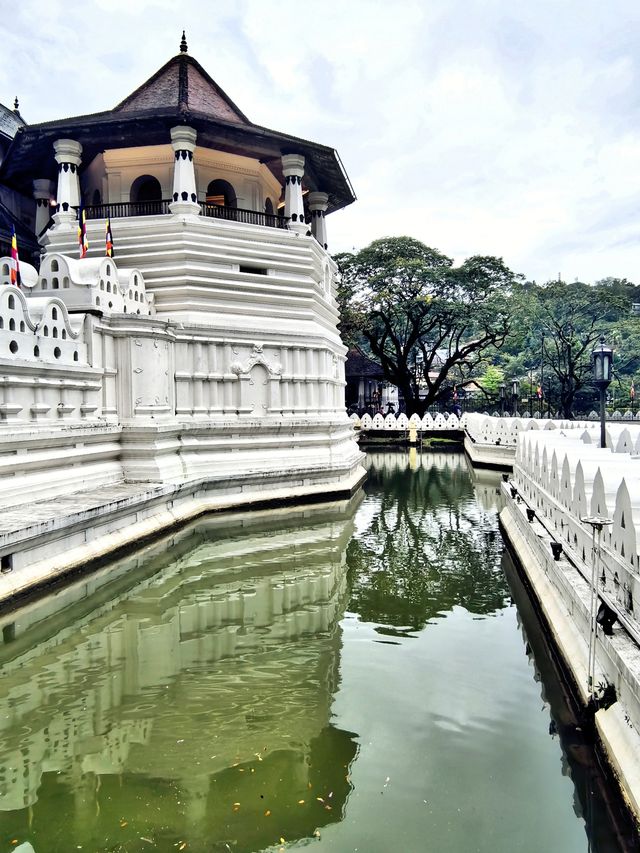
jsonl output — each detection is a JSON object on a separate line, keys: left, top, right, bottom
{"left": 113, "top": 53, "right": 250, "bottom": 125}
{"left": 345, "top": 349, "right": 384, "bottom": 379}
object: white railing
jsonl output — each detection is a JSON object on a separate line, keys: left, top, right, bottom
{"left": 349, "top": 411, "right": 462, "bottom": 431}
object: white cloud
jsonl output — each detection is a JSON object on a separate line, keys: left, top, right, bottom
{"left": 0, "top": 0, "right": 638, "bottom": 283}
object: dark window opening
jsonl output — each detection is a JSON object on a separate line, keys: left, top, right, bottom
{"left": 130, "top": 174, "right": 162, "bottom": 202}
{"left": 206, "top": 179, "right": 237, "bottom": 208}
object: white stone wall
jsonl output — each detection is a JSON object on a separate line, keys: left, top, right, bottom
{"left": 0, "top": 214, "right": 361, "bottom": 508}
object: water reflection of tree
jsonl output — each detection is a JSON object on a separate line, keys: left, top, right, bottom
{"left": 347, "top": 458, "right": 510, "bottom": 630}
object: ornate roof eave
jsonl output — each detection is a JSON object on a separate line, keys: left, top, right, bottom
{"left": 0, "top": 108, "right": 356, "bottom": 214}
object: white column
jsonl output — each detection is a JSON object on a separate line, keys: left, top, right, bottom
{"left": 308, "top": 191, "right": 329, "bottom": 250}
{"left": 169, "top": 126, "right": 200, "bottom": 215}
{"left": 282, "top": 153, "right": 308, "bottom": 235}
{"left": 53, "top": 139, "right": 82, "bottom": 227}
{"left": 33, "top": 178, "right": 54, "bottom": 241}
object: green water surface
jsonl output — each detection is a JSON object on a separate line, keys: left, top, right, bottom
{"left": 0, "top": 451, "right": 634, "bottom": 852}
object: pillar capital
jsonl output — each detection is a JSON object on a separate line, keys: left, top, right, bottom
{"left": 307, "top": 191, "right": 329, "bottom": 212}
{"left": 33, "top": 178, "right": 54, "bottom": 200}
{"left": 170, "top": 125, "right": 197, "bottom": 154}
{"left": 53, "top": 138, "right": 82, "bottom": 167}
{"left": 282, "top": 153, "right": 305, "bottom": 178}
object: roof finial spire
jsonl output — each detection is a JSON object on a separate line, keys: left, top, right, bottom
{"left": 13, "top": 96, "right": 19, "bottom": 112}
{"left": 180, "top": 30, "right": 188, "bottom": 53}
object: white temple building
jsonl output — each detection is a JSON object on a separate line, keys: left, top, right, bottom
{"left": 0, "top": 34, "right": 364, "bottom": 592}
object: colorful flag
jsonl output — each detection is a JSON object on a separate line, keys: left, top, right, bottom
{"left": 105, "top": 217, "right": 114, "bottom": 258}
{"left": 537, "top": 385, "right": 543, "bottom": 399}
{"left": 453, "top": 386, "right": 458, "bottom": 402}
{"left": 631, "top": 381, "right": 635, "bottom": 400}
{"left": 10, "top": 225, "right": 20, "bottom": 286}
{"left": 77, "top": 205, "right": 89, "bottom": 258}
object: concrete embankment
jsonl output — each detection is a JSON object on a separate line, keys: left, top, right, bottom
{"left": 492, "top": 417, "right": 640, "bottom": 825}
{"left": 500, "top": 488, "right": 640, "bottom": 821}
{"left": 0, "top": 462, "right": 366, "bottom": 610}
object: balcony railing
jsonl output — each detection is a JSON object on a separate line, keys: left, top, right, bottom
{"left": 84, "top": 200, "right": 171, "bottom": 219}
{"left": 200, "top": 203, "right": 289, "bottom": 229}
{"left": 82, "top": 200, "right": 289, "bottom": 230}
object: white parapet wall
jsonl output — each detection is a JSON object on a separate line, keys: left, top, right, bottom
{"left": 462, "top": 412, "right": 595, "bottom": 468}
{"left": 492, "top": 413, "right": 640, "bottom": 819}
{"left": 0, "top": 218, "right": 365, "bottom": 599}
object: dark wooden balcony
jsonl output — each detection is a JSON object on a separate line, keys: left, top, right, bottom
{"left": 200, "top": 202, "right": 289, "bottom": 229}
{"left": 82, "top": 200, "right": 289, "bottom": 229}
{"left": 84, "top": 199, "right": 171, "bottom": 219}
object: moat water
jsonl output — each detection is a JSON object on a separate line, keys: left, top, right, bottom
{"left": 0, "top": 452, "right": 636, "bottom": 852}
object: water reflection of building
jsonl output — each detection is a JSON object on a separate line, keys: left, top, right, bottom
{"left": 0, "top": 498, "right": 360, "bottom": 850}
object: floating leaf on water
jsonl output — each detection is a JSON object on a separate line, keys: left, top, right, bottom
{"left": 298, "top": 799, "right": 305, "bottom": 805}
{"left": 179, "top": 844, "right": 187, "bottom": 851}
{"left": 316, "top": 797, "right": 324, "bottom": 803}
{"left": 120, "top": 819, "right": 128, "bottom": 827}
{"left": 313, "top": 830, "right": 321, "bottom": 839}
{"left": 264, "top": 809, "right": 271, "bottom": 817}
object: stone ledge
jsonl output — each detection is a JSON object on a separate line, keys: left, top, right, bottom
{"left": 0, "top": 463, "right": 367, "bottom": 608}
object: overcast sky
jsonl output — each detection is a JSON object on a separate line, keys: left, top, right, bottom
{"left": 0, "top": 0, "right": 638, "bottom": 283}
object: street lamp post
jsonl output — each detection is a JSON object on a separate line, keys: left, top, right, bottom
{"left": 499, "top": 383, "right": 506, "bottom": 416}
{"left": 511, "top": 378, "right": 520, "bottom": 417}
{"left": 592, "top": 336, "right": 613, "bottom": 449}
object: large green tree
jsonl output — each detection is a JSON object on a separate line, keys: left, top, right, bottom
{"left": 335, "top": 237, "right": 517, "bottom": 415}
{"left": 497, "top": 278, "right": 633, "bottom": 417}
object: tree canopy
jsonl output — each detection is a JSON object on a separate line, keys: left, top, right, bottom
{"left": 496, "top": 277, "right": 638, "bottom": 416}
{"left": 336, "top": 236, "right": 518, "bottom": 415}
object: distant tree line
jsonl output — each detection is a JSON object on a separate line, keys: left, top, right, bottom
{"left": 336, "top": 236, "right": 640, "bottom": 418}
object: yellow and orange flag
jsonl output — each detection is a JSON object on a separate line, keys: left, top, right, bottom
{"left": 77, "top": 205, "right": 89, "bottom": 258}
{"left": 10, "top": 225, "right": 20, "bottom": 286}
{"left": 105, "top": 217, "right": 114, "bottom": 257}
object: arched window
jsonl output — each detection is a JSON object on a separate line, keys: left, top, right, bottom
{"left": 130, "top": 175, "right": 162, "bottom": 203}
{"left": 51, "top": 259, "right": 59, "bottom": 273}
{"left": 92, "top": 188, "right": 102, "bottom": 206}
{"left": 206, "top": 179, "right": 237, "bottom": 208}
{"left": 264, "top": 197, "right": 274, "bottom": 215}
